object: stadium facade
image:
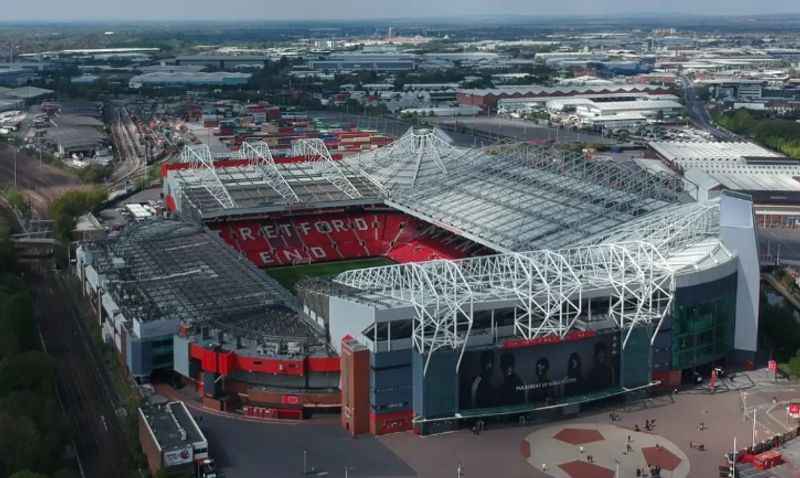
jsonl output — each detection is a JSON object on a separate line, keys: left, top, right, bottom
{"left": 78, "top": 127, "right": 759, "bottom": 434}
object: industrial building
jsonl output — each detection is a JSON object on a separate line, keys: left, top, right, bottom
{"left": 650, "top": 141, "right": 800, "bottom": 230}
{"left": 138, "top": 401, "right": 208, "bottom": 477}
{"left": 457, "top": 84, "right": 672, "bottom": 111}
{"left": 128, "top": 72, "right": 252, "bottom": 89}
{"left": 81, "top": 127, "right": 762, "bottom": 437}
{"left": 307, "top": 53, "right": 417, "bottom": 72}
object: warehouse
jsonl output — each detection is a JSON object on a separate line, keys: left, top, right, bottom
{"left": 650, "top": 141, "right": 800, "bottom": 209}
{"left": 128, "top": 72, "right": 252, "bottom": 89}
{"left": 458, "top": 84, "right": 672, "bottom": 111}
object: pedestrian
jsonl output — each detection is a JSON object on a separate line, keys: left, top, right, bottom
{"left": 627, "top": 443, "right": 632, "bottom": 453}
{"left": 627, "top": 434, "right": 632, "bottom": 443}
{"left": 689, "top": 440, "right": 694, "bottom": 449}
{"left": 579, "top": 445, "right": 584, "bottom": 454}
{"left": 635, "top": 424, "right": 641, "bottom": 432}
{"left": 541, "top": 463, "right": 547, "bottom": 472}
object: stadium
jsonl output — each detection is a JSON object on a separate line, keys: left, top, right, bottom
{"left": 78, "top": 126, "right": 759, "bottom": 435}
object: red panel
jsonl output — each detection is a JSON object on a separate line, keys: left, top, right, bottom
{"left": 235, "top": 355, "right": 305, "bottom": 377}
{"left": 281, "top": 395, "right": 301, "bottom": 405}
{"left": 218, "top": 351, "right": 235, "bottom": 376}
{"left": 201, "top": 348, "right": 218, "bottom": 373}
{"left": 190, "top": 343, "right": 204, "bottom": 360}
{"left": 165, "top": 194, "right": 177, "bottom": 212}
{"left": 307, "top": 357, "right": 340, "bottom": 373}
{"left": 369, "top": 410, "right": 413, "bottom": 435}
{"left": 502, "top": 330, "right": 597, "bottom": 349}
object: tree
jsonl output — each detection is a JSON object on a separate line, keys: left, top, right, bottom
{"left": 49, "top": 188, "right": 108, "bottom": 243}
{"left": 0, "top": 290, "right": 35, "bottom": 360}
{"left": 9, "top": 471, "right": 49, "bottom": 478}
{"left": 0, "top": 350, "right": 56, "bottom": 397}
{"left": 0, "top": 414, "right": 40, "bottom": 475}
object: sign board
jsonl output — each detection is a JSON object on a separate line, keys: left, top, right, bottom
{"left": 788, "top": 403, "right": 800, "bottom": 419}
{"left": 769, "top": 360, "right": 777, "bottom": 373}
{"left": 163, "top": 446, "right": 193, "bottom": 467}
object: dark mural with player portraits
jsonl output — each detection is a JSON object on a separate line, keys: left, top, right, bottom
{"left": 458, "top": 332, "right": 620, "bottom": 410}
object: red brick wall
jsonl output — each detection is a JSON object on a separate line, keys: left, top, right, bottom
{"left": 340, "top": 338, "right": 370, "bottom": 436}
{"left": 138, "top": 412, "right": 162, "bottom": 477}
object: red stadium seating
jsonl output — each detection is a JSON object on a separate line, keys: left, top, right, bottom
{"left": 210, "top": 211, "right": 489, "bottom": 268}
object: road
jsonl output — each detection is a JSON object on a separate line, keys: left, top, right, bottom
{"left": 680, "top": 76, "right": 740, "bottom": 142}
{"left": 35, "top": 269, "right": 134, "bottom": 478}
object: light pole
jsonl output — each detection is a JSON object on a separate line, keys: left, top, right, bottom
{"left": 303, "top": 450, "right": 307, "bottom": 475}
{"left": 752, "top": 408, "right": 757, "bottom": 449}
{"left": 457, "top": 463, "right": 463, "bottom": 478}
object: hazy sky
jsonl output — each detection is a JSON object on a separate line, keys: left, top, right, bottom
{"left": 3, "top": 0, "right": 800, "bottom": 21}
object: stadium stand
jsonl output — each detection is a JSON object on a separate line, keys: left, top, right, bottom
{"left": 211, "top": 211, "right": 488, "bottom": 267}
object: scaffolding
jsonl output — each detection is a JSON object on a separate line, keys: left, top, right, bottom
{"left": 335, "top": 239, "right": 676, "bottom": 373}
{"left": 179, "top": 145, "right": 236, "bottom": 210}
{"left": 292, "top": 138, "right": 362, "bottom": 199}
{"left": 239, "top": 141, "right": 300, "bottom": 203}
{"left": 86, "top": 221, "right": 323, "bottom": 347}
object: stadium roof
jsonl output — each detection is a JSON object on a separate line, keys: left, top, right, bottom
{"left": 169, "top": 141, "right": 382, "bottom": 220}
{"left": 168, "top": 129, "right": 689, "bottom": 252}
{"left": 367, "top": 139, "right": 687, "bottom": 253}
{"left": 329, "top": 198, "right": 731, "bottom": 371}
{"left": 80, "top": 220, "right": 327, "bottom": 350}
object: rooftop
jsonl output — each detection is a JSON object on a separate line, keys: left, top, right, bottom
{"left": 139, "top": 401, "right": 206, "bottom": 451}
{"left": 80, "top": 220, "right": 326, "bottom": 348}
{"left": 168, "top": 129, "right": 689, "bottom": 253}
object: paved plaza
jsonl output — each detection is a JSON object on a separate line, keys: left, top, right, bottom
{"left": 522, "top": 423, "right": 690, "bottom": 478}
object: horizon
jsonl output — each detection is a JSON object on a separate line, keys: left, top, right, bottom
{"left": 3, "top": 1, "right": 800, "bottom": 23}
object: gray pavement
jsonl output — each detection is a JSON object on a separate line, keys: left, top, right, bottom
{"left": 194, "top": 411, "right": 416, "bottom": 478}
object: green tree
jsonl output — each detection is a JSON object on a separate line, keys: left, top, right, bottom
{"left": 0, "top": 350, "right": 56, "bottom": 397}
{"left": 50, "top": 188, "right": 108, "bottom": 242}
{"left": 0, "top": 290, "right": 35, "bottom": 360}
{"left": 0, "top": 414, "right": 40, "bottom": 475}
{"left": 9, "top": 471, "right": 49, "bottom": 478}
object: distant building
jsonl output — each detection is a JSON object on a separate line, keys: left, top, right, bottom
{"left": 128, "top": 72, "right": 252, "bottom": 89}
{"left": 0, "top": 67, "right": 37, "bottom": 87}
{"left": 308, "top": 53, "right": 416, "bottom": 72}
{"left": 400, "top": 105, "right": 482, "bottom": 117}
{"left": 458, "top": 84, "right": 671, "bottom": 111}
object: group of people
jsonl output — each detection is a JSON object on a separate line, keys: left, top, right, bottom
{"left": 635, "top": 465, "right": 662, "bottom": 477}
{"left": 632, "top": 418, "right": 657, "bottom": 433}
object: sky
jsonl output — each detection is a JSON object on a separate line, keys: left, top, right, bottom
{"left": 2, "top": 0, "right": 800, "bottom": 21}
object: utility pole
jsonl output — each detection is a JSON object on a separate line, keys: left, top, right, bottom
{"left": 752, "top": 408, "right": 757, "bottom": 449}
{"left": 13, "top": 143, "right": 17, "bottom": 188}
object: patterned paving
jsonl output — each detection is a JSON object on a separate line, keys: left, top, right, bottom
{"left": 522, "top": 423, "right": 691, "bottom": 478}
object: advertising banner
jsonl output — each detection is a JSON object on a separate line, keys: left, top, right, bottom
{"left": 163, "top": 446, "right": 193, "bottom": 467}
{"left": 459, "top": 332, "right": 620, "bottom": 410}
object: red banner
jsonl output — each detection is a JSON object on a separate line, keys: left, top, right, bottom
{"left": 502, "top": 330, "right": 597, "bottom": 350}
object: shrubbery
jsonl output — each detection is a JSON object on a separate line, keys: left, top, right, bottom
{"left": 714, "top": 109, "right": 800, "bottom": 159}
{"left": 49, "top": 188, "right": 108, "bottom": 242}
